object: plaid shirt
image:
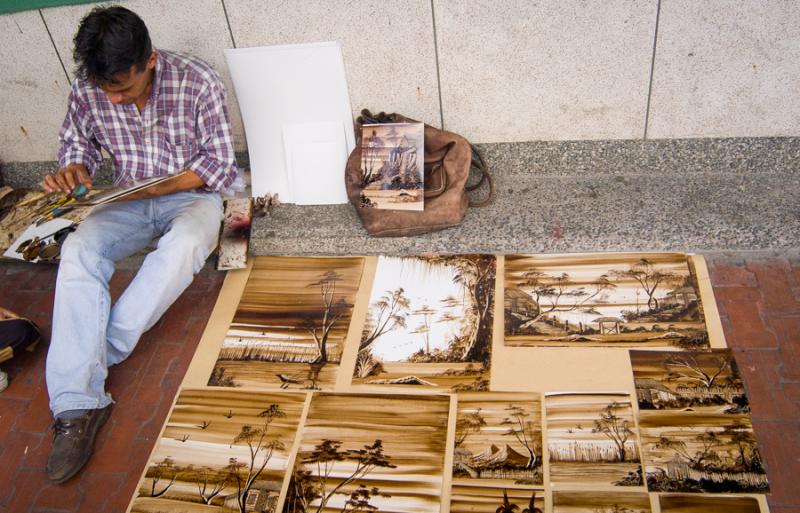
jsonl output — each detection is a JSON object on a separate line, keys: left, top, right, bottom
{"left": 58, "top": 50, "right": 237, "bottom": 192}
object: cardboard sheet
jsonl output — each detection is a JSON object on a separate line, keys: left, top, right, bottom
{"left": 132, "top": 253, "right": 770, "bottom": 513}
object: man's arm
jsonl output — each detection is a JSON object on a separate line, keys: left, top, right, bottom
{"left": 43, "top": 86, "right": 102, "bottom": 194}
{"left": 119, "top": 170, "right": 205, "bottom": 200}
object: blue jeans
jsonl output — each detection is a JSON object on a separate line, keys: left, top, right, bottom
{"left": 46, "top": 192, "right": 223, "bottom": 417}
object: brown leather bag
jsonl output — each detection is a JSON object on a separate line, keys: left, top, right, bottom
{"left": 345, "top": 109, "right": 494, "bottom": 237}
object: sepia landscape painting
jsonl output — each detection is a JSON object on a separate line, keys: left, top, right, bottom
{"left": 453, "top": 392, "right": 543, "bottom": 485}
{"left": 546, "top": 393, "right": 643, "bottom": 486}
{"left": 130, "top": 389, "right": 306, "bottom": 513}
{"left": 450, "top": 483, "right": 544, "bottom": 513}
{"left": 283, "top": 393, "right": 449, "bottom": 513}
{"left": 209, "top": 257, "right": 364, "bottom": 391}
{"left": 552, "top": 490, "right": 651, "bottom": 513}
{"left": 360, "top": 122, "right": 424, "bottom": 211}
{"left": 351, "top": 255, "right": 496, "bottom": 391}
{"left": 659, "top": 494, "right": 761, "bottom": 513}
{"left": 504, "top": 254, "right": 709, "bottom": 348}
{"left": 639, "top": 411, "right": 769, "bottom": 493}
{"left": 631, "top": 349, "right": 750, "bottom": 414}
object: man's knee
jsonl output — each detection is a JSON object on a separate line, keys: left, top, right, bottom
{"left": 158, "top": 228, "right": 214, "bottom": 273}
{"left": 0, "top": 318, "right": 40, "bottom": 358}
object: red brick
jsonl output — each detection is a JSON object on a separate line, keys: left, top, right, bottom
{"left": 14, "top": 384, "right": 52, "bottom": 433}
{"left": 0, "top": 397, "right": 28, "bottom": 440}
{"left": 764, "top": 315, "right": 800, "bottom": 381}
{"left": 0, "top": 431, "right": 45, "bottom": 480}
{"left": 78, "top": 472, "right": 125, "bottom": 513}
{"left": 716, "top": 285, "right": 763, "bottom": 303}
{"left": 3, "top": 468, "right": 47, "bottom": 512}
{"left": 710, "top": 262, "right": 759, "bottom": 288}
{"left": 748, "top": 261, "right": 800, "bottom": 315}
{"left": 725, "top": 300, "right": 777, "bottom": 349}
{"left": 33, "top": 476, "right": 82, "bottom": 511}
{"left": 737, "top": 349, "right": 783, "bottom": 391}
{"left": 752, "top": 421, "right": 800, "bottom": 505}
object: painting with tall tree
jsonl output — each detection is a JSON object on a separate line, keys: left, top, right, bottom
{"left": 505, "top": 253, "right": 709, "bottom": 348}
{"left": 352, "top": 255, "right": 496, "bottom": 391}
{"left": 631, "top": 350, "right": 750, "bottom": 414}
{"left": 283, "top": 393, "right": 450, "bottom": 513}
{"left": 129, "top": 389, "right": 306, "bottom": 513}
{"left": 452, "top": 392, "right": 543, "bottom": 485}
{"left": 553, "top": 490, "right": 652, "bottom": 513}
{"left": 545, "top": 393, "right": 643, "bottom": 486}
{"left": 209, "top": 256, "right": 364, "bottom": 390}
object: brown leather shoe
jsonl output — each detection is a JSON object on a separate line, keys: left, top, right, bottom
{"left": 46, "top": 405, "right": 112, "bottom": 484}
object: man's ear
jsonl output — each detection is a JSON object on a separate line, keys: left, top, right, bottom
{"left": 146, "top": 51, "right": 157, "bottom": 71}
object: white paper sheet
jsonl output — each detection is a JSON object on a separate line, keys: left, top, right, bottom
{"left": 283, "top": 121, "right": 349, "bottom": 205}
{"left": 225, "top": 42, "right": 355, "bottom": 203}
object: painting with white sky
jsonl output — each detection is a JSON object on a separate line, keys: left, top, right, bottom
{"left": 352, "top": 255, "right": 496, "bottom": 392}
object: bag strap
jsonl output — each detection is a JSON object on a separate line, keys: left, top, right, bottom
{"left": 466, "top": 144, "right": 495, "bottom": 207}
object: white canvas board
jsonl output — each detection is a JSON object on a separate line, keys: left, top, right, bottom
{"left": 282, "top": 121, "right": 349, "bottom": 205}
{"left": 224, "top": 42, "right": 355, "bottom": 203}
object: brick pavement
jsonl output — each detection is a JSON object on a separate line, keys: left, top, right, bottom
{"left": 0, "top": 254, "right": 797, "bottom": 513}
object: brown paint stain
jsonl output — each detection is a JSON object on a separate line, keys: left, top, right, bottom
{"left": 551, "top": 223, "right": 563, "bottom": 240}
{"left": 19, "top": 126, "right": 29, "bottom": 138}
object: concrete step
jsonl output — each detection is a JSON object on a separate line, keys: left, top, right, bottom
{"left": 251, "top": 137, "right": 800, "bottom": 255}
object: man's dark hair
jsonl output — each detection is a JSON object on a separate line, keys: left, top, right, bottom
{"left": 73, "top": 6, "right": 152, "bottom": 86}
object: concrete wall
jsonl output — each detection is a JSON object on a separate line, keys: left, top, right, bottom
{"left": 1, "top": 0, "right": 799, "bottom": 163}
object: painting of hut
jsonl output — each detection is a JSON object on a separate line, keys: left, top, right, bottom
{"left": 504, "top": 253, "right": 709, "bottom": 348}
{"left": 452, "top": 392, "right": 543, "bottom": 485}
{"left": 209, "top": 256, "right": 364, "bottom": 391}
{"left": 631, "top": 350, "right": 749, "bottom": 413}
{"left": 351, "top": 255, "right": 495, "bottom": 392}
{"left": 639, "top": 411, "right": 769, "bottom": 493}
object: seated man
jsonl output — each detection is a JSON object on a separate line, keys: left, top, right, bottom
{"left": 42, "top": 6, "right": 237, "bottom": 483}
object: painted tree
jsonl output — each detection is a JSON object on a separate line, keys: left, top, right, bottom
{"left": 654, "top": 429, "right": 722, "bottom": 469}
{"left": 359, "top": 287, "right": 411, "bottom": 354}
{"left": 500, "top": 405, "right": 539, "bottom": 469}
{"left": 411, "top": 304, "right": 436, "bottom": 354}
{"left": 304, "top": 270, "right": 351, "bottom": 365}
{"left": 148, "top": 456, "right": 180, "bottom": 497}
{"left": 300, "top": 439, "right": 396, "bottom": 513}
{"left": 591, "top": 402, "right": 635, "bottom": 463}
{"left": 664, "top": 353, "right": 731, "bottom": 389}
{"left": 522, "top": 491, "right": 543, "bottom": 513}
{"left": 455, "top": 408, "right": 487, "bottom": 447}
{"left": 516, "top": 271, "right": 615, "bottom": 329}
{"left": 722, "top": 421, "right": 763, "bottom": 471}
{"left": 341, "top": 484, "right": 386, "bottom": 513}
{"left": 495, "top": 489, "right": 520, "bottom": 513}
{"left": 232, "top": 404, "right": 286, "bottom": 513}
{"left": 195, "top": 465, "right": 229, "bottom": 505}
{"left": 610, "top": 258, "right": 682, "bottom": 311}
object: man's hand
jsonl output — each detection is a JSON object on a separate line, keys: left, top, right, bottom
{"left": 43, "top": 164, "right": 93, "bottom": 194}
